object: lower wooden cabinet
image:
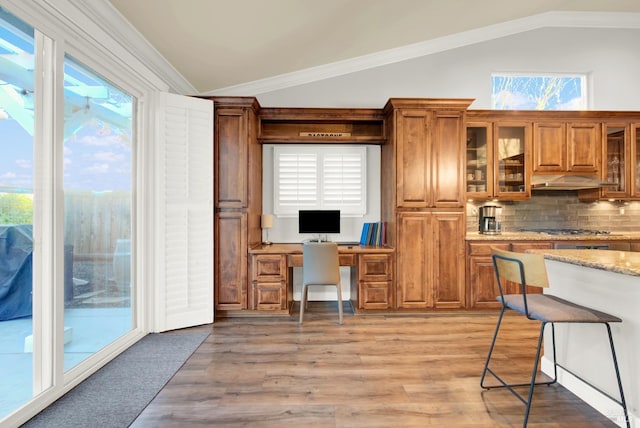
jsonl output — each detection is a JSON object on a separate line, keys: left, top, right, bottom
{"left": 356, "top": 253, "right": 393, "bottom": 310}
{"left": 396, "top": 211, "right": 465, "bottom": 309}
{"left": 250, "top": 254, "right": 288, "bottom": 311}
{"left": 215, "top": 211, "right": 248, "bottom": 310}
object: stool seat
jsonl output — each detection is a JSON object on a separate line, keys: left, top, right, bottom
{"left": 500, "top": 294, "right": 622, "bottom": 324}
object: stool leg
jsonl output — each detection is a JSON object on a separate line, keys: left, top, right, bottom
{"left": 605, "top": 323, "right": 630, "bottom": 428}
{"left": 480, "top": 306, "right": 506, "bottom": 388}
{"left": 523, "top": 322, "right": 546, "bottom": 427}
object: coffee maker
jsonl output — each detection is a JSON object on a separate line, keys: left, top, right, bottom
{"left": 479, "top": 205, "right": 502, "bottom": 235}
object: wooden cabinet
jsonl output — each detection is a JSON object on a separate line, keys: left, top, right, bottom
{"left": 383, "top": 99, "right": 472, "bottom": 312}
{"left": 390, "top": 103, "right": 468, "bottom": 208}
{"left": 211, "top": 97, "right": 262, "bottom": 312}
{"left": 356, "top": 253, "right": 393, "bottom": 310}
{"left": 533, "top": 121, "right": 599, "bottom": 173}
{"left": 215, "top": 211, "right": 247, "bottom": 310}
{"left": 250, "top": 254, "right": 288, "bottom": 311}
{"left": 397, "top": 212, "right": 465, "bottom": 309}
{"left": 467, "top": 122, "right": 531, "bottom": 200}
{"left": 466, "top": 241, "right": 552, "bottom": 309}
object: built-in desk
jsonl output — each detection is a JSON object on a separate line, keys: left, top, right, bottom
{"left": 248, "top": 243, "right": 395, "bottom": 314}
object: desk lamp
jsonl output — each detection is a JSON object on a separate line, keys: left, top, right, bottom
{"left": 261, "top": 214, "right": 273, "bottom": 245}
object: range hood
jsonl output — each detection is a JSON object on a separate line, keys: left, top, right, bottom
{"left": 530, "top": 174, "right": 617, "bottom": 190}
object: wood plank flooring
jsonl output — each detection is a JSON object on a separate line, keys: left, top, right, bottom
{"left": 132, "top": 304, "right": 618, "bottom": 427}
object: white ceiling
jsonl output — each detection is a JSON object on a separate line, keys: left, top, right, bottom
{"left": 108, "top": 0, "right": 640, "bottom": 95}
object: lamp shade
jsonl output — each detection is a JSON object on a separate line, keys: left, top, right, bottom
{"left": 261, "top": 214, "right": 274, "bottom": 229}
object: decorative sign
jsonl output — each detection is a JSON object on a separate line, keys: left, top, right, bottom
{"left": 299, "top": 132, "right": 351, "bottom": 137}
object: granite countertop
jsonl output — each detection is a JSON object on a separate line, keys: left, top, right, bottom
{"left": 466, "top": 231, "right": 640, "bottom": 241}
{"left": 526, "top": 249, "right": 640, "bottom": 277}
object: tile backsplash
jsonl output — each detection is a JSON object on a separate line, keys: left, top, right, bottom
{"left": 466, "top": 192, "right": 640, "bottom": 232}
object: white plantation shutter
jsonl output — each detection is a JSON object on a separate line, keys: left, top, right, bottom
{"left": 276, "top": 152, "right": 317, "bottom": 212}
{"left": 155, "top": 92, "right": 214, "bottom": 332}
{"left": 322, "top": 152, "right": 365, "bottom": 209}
{"left": 274, "top": 145, "right": 366, "bottom": 215}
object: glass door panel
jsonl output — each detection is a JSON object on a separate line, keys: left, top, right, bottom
{"left": 603, "top": 125, "right": 627, "bottom": 198}
{"left": 62, "top": 55, "right": 134, "bottom": 371}
{"left": 0, "top": 9, "right": 35, "bottom": 419}
{"left": 466, "top": 124, "right": 491, "bottom": 198}
{"left": 495, "top": 125, "right": 529, "bottom": 199}
{"left": 635, "top": 125, "right": 640, "bottom": 197}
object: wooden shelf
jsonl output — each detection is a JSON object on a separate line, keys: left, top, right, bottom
{"left": 258, "top": 107, "right": 386, "bottom": 144}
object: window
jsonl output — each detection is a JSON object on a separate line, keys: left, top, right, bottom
{"left": 491, "top": 73, "right": 587, "bottom": 110}
{"left": 273, "top": 145, "right": 366, "bottom": 216}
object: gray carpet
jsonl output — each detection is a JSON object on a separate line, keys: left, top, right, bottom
{"left": 22, "top": 331, "right": 209, "bottom": 428}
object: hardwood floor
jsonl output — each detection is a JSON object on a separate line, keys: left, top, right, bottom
{"left": 132, "top": 304, "right": 618, "bottom": 427}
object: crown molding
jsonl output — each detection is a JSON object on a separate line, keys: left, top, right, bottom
{"left": 69, "top": 0, "right": 197, "bottom": 95}
{"left": 204, "top": 11, "right": 640, "bottom": 96}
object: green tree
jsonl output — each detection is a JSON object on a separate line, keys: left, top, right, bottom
{"left": 0, "top": 193, "right": 33, "bottom": 224}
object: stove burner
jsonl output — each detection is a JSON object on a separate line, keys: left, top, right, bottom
{"left": 521, "top": 228, "right": 611, "bottom": 236}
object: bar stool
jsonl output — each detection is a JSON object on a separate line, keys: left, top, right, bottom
{"left": 480, "top": 247, "right": 629, "bottom": 428}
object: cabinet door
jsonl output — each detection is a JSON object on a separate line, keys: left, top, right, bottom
{"left": 495, "top": 123, "right": 531, "bottom": 200}
{"left": 533, "top": 122, "right": 565, "bottom": 172}
{"left": 432, "top": 212, "right": 465, "bottom": 308}
{"left": 466, "top": 123, "right": 493, "bottom": 198}
{"left": 466, "top": 242, "right": 509, "bottom": 309}
{"left": 432, "top": 111, "right": 464, "bottom": 207}
{"left": 567, "top": 122, "right": 599, "bottom": 173}
{"left": 632, "top": 124, "right": 640, "bottom": 198}
{"left": 468, "top": 256, "right": 501, "bottom": 309}
{"left": 396, "top": 213, "right": 432, "bottom": 308}
{"left": 602, "top": 124, "right": 629, "bottom": 199}
{"left": 215, "top": 211, "right": 247, "bottom": 310}
{"left": 396, "top": 109, "right": 431, "bottom": 208}
{"left": 357, "top": 253, "right": 393, "bottom": 310}
{"left": 215, "top": 107, "right": 248, "bottom": 208}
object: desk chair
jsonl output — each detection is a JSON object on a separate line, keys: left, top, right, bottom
{"left": 481, "top": 247, "right": 629, "bottom": 428}
{"left": 299, "top": 242, "right": 343, "bottom": 325}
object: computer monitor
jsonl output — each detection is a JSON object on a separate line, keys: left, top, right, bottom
{"left": 298, "top": 210, "right": 340, "bottom": 235}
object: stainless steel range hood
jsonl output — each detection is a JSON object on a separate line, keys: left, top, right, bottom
{"left": 530, "top": 174, "right": 616, "bottom": 190}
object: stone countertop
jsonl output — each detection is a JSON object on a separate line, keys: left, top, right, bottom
{"left": 466, "top": 231, "right": 640, "bottom": 241}
{"left": 526, "top": 249, "right": 640, "bottom": 277}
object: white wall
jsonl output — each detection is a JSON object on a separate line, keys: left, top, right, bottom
{"left": 255, "top": 27, "right": 640, "bottom": 110}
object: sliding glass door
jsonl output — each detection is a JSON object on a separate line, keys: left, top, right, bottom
{"left": 62, "top": 56, "right": 134, "bottom": 371}
{"left": 0, "top": 5, "right": 136, "bottom": 419}
{"left": 0, "top": 10, "right": 35, "bottom": 418}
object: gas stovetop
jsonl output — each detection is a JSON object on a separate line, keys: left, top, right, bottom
{"left": 520, "top": 228, "right": 612, "bottom": 236}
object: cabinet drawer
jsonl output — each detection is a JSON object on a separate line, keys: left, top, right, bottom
{"left": 511, "top": 242, "right": 553, "bottom": 252}
{"left": 467, "top": 242, "right": 509, "bottom": 256}
{"left": 252, "top": 254, "right": 287, "bottom": 282}
{"left": 358, "top": 254, "right": 392, "bottom": 280}
{"left": 358, "top": 281, "right": 392, "bottom": 310}
{"left": 253, "top": 281, "right": 287, "bottom": 311}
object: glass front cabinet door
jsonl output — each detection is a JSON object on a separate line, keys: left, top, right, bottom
{"left": 495, "top": 123, "right": 531, "bottom": 200}
{"left": 466, "top": 123, "right": 492, "bottom": 199}
{"left": 602, "top": 124, "right": 628, "bottom": 199}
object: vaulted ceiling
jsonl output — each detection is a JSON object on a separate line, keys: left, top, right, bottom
{"left": 108, "top": 0, "right": 640, "bottom": 95}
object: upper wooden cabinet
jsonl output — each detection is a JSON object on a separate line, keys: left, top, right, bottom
{"left": 532, "top": 121, "right": 600, "bottom": 173}
{"left": 466, "top": 121, "right": 531, "bottom": 201}
{"left": 385, "top": 99, "right": 473, "bottom": 208}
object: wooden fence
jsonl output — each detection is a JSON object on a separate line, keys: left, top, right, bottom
{"left": 64, "top": 190, "right": 131, "bottom": 260}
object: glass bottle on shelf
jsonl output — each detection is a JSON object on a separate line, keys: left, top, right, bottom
{"left": 466, "top": 125, "right": 490, "bottom": 197}
{"left": 496, "top": 126, "right": 527, "bottom": 198}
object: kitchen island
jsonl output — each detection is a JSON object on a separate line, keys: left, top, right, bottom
{"left": 526, "top": 249, "right": 639, "bottom": 427}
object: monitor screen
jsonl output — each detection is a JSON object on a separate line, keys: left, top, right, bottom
{"left": 298, "top": 210, "right": 340, "bottom": 234}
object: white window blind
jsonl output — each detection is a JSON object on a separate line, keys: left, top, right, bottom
{"left": 274, "top": 146, "right": 366, "bottom": 216}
